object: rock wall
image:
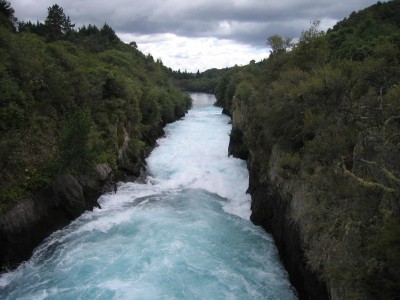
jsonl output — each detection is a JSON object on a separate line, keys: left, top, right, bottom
{"left": 0, "top": 174, "right": 104, "bottom": 271}
{"left": 229, "top": 126, "right": 329, "bottom": 300}
{"left": 248, "top": 165, "right": 328, "bottom": 300}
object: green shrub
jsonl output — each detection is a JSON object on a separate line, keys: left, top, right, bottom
{"left": 59, "top": 109, "right": 96, "bottom": 173}
{"left": 277, "top": 152, "right": 301, "bottom": 178}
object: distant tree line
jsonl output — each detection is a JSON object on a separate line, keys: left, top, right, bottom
{"left": 170, "top": 66, "right": 252, "bottom": 94}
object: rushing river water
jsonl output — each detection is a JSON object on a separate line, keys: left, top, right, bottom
{"left": 0, "top": 93, "right": 296, "bottom": 299}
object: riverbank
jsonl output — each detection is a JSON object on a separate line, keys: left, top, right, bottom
{"left": 0, "top": 106, "right": 187, "bottom": 272}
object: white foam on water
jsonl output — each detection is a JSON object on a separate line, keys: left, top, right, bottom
{"left": 147, "top": 93, "right": 251, "bottom": 219}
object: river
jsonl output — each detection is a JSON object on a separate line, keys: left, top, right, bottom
{"left": 0, "top": 93, "right": 296, "bottom": 299}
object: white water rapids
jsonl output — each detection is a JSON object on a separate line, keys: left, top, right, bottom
{"left": 0, "top": 93, "right": 296, "bottom": 299}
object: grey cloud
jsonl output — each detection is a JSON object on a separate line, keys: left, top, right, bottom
{"left": 12, "top": 0, "right": 382, "bottom": 47}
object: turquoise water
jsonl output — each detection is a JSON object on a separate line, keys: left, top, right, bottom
{"left": 0, "top": 93, "right": 296, "bottom": 299}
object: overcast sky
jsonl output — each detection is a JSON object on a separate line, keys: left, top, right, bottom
{"left": 12, "top": 0, "right": 381, "bottom": 72}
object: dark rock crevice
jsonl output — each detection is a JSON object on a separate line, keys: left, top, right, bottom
{"left": 228, "top": 126, "right": 249, "bottom": 160}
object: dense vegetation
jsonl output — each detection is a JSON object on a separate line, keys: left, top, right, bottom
{"left": 171, "top": 66, "right": 240, "bottom": 93}
{"left": 0, "top": 2, "right": 191, "bottom": 213}
{"left": 215, "top": 1, "right": 400, "bottom": 299}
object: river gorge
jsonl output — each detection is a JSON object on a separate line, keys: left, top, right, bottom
{"left": 0, "top": 93, "right": 296, "bottom": 299}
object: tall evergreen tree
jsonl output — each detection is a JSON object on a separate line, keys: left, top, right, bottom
{"left": 0, "top": 0, "right": 17, "bottom": 30}
{"left": 44, "top": 4, "right": 74, "bottom": 41}
{"left": 100, "top": 23, "right": 120, "bottom": 44}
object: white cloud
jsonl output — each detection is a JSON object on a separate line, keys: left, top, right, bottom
{"left": 118, "top": 33, "right": 268, "bottom": 72}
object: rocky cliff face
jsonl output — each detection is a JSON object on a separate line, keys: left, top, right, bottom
{"left": 0, "top": 174, "right": 104, "bottom": 270}
{"left": 248, "top": 162, "right": 328, "bottom": 300}
{"left": 228, "top": 126, "right": 328, "bottom": 300}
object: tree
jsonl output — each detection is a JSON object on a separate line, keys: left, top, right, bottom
{"left": 63, "top": 16, "right": 75, "bottom": 37}
{"left": 17, "top": 21, "right": 46, "bottom": 36}
{"left": 100, "top": 23, "right": 119, "bottom": 44}
{"left": 267, "top": 34, "right": 292, "bottom": 55}
{"left": 293, "top": 20, "right": 328, "bottom": 70}
{"left": 129, "top": 41, "right": 138, "bottom": 48}
{"left": 44, "top": 4, "right": 74, "bottom": 41}
{"left": 0, "top": 0, "right": 17, "bottom": 30}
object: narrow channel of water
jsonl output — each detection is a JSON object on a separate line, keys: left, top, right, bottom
{"left": 0, "top": 93, "right": 296, "bottom": 299}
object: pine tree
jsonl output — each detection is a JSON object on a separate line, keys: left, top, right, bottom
{"left": 0, "top": 0, "right": 17, "bottom": 30}
{"left": 44, "top": 4, "right": 74, "bottom": 41}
